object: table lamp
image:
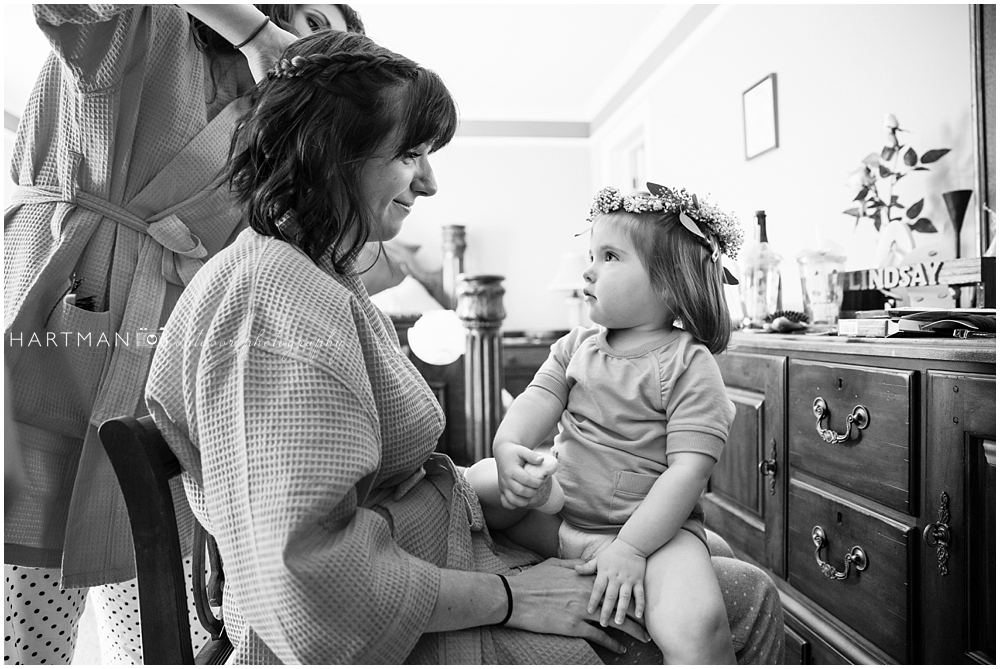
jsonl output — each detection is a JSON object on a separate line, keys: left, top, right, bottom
{"left": 547, "top": 252, "right": 590, "bottom": 329}
{"left": 408, "top": 310, "right": 465, "bottom": 365}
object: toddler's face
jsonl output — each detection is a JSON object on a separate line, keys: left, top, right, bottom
{"left": 582, "top": 217, "right": 671, "bottom": 332}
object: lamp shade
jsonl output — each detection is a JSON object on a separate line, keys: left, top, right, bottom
{"left": 408, "top": 310, "right": 465, "bottom": 366}
{"left": 547, "top": 252, "right": 589, "bottom": 292}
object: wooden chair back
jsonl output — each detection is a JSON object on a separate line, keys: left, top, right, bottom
{"left": 98, "top": 415, "right": 232, "bottom": 665}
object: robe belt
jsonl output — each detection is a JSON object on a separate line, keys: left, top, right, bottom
{"left": 10, "top": 184, "right": 209, "bottom": 286}
{"left": 10, "top": 183, "right": 210, "bottom": 427}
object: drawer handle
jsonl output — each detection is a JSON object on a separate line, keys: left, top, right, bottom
{"left": 812, "top": 397, "right": 870, "bottom": 444}
{"left": 757, "top": 440, "right": 777, "bottom": 496}
{"left": 812, "top": 525, "right": 868, "bottom": 580}
{"left": 922, "top": 491, "right": 951, "bottom": 577}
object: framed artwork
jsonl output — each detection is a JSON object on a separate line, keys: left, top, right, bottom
{"left": 743, "top": 73, "right": 779, "bottom": 160}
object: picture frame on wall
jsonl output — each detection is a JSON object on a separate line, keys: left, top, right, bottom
{"left": 743, "top": 73, "right": 779, "bottom": 160}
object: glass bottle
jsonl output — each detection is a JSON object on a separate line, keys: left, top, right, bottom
{"left": 740, "top": 211, "right": 783, "bottom": 328}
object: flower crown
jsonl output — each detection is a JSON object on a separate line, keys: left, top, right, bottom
{"left": 588, "top": 182, "right": 745, "bottom": 267}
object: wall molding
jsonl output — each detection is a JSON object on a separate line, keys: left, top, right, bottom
{"left": 459, "top": 4, "right": 718, "bottom": 140}
{"left": 456, "top": 119, "right": 589, "bottom": 139}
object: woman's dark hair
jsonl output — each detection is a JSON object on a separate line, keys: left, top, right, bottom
{"left": 601, "top": 210, "right": 732, "bottom": 354}
{"left": 228, "top": 30, "right": 459, "bottom": 273}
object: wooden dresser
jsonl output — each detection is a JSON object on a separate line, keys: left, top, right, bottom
{"left": 705, "top": 332, "right": 996, "bottom": 664}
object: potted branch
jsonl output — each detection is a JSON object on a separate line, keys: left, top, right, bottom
{"left": 843, "top": 114, "right": 953, "bottom": 267}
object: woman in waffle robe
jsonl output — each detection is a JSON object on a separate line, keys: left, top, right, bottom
{"left": 3, "top": 3, "right": 362, "bottom": 664}
{"left": 145, "top": 29, "right": 783, "bottom": 666}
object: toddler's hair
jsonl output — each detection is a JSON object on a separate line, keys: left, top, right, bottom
{"left": 601, "top": 209, "right": 732, "bottom": 354}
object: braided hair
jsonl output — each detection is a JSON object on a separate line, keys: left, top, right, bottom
{"left": 228, "top": 30, "right": 458, "bottom": 272}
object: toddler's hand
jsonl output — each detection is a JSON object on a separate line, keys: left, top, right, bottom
{"left": 494, "top": 443, "right": 554, "bottom": 510}
{"left": 575, "top": 538, "right": 647, "bottom": 626}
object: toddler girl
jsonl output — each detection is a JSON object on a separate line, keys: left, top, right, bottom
{"left": 466, "top": 182, "right": 744, "bottom": 664}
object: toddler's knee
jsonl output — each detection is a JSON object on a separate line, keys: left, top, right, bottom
{"left": 464, "top": 457, "right": 497, "bottom": 487}
{"left": 651, "top": 602, "right": 732, "bottom": 664}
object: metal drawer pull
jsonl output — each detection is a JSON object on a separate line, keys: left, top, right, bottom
{"left": 812, "top": 397, "right": 870, "bottom": 444}
{"left": 758, "top": 439, "right": 777, "bottom": 496}
{"left": 812, "top": 525, "right": 868, "bottom": 580}
{"left": 922, "top": 491, "right": 951, "bottom": 576}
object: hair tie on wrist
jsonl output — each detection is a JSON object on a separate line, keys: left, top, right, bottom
{"left": 234, "top": 17, "right": 270, "bottom": 49}
{"left": 497, "top": 574, "right": 513, "bottom": 626}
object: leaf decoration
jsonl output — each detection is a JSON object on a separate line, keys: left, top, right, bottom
{"left": 881, "top": 146, "right": 897, "bottom": 161}
{"left": 912, "top": 166, "right": 929, "bottom": 171}
{"left": 903, "top": 147, "right": 918, "bottom": 166}
{"left": 843, "top": 207, "right": 862, "bottom": 218}
{"left": 678, "top": 211, "right": 706, "bottom": 240}
{"left": 853, "top": 188, "right": 869, "bottom": 201}
{"left": 873, "top": 217, "right": 882, "bottom": 232}
{"left": 909, "top": 218, "right": 937, "bottom": 233}
{"left": 878, "top": 164, "right": 893, "bottom": 178}
{"left": 920, "top": 148, "right": 951, "bottom": 164}
{"left": 905, "top": 199, "right": 924, "bottom": 219}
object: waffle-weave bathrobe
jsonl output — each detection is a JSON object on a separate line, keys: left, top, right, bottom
{"left": 4, "top": 4, "right": 250, "bottom": 587}
{"left": 144, "top": 228, "right": 607, "bottom": 663}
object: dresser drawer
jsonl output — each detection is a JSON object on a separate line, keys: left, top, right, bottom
{"left": 788, "top": 360, "right": 915, "bottom": 513}
{"left": 787, "top": 478, "right": 915, "bottom": 662}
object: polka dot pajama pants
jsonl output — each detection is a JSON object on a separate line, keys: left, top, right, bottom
{"left": 4, "top": 558, "right": 211, "bottom": 665}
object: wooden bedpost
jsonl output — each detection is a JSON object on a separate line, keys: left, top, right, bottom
{"left": 441, "top": 225, "right": 466, "bottom": 309}
{"left": 456, "top": 274, "right": 505, "bottom": 463}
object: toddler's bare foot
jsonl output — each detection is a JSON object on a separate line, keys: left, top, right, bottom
{"left": 523, "top": 454, "right": 564, "bottom": 514}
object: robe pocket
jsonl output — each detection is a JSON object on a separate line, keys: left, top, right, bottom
{"left": 11, "top": 297, "right": 112, "bottom": 438}
{"left": 608, "top": 471, "right": 659, "bottom": 525}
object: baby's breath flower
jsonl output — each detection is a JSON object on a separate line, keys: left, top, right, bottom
{"left": 587, "top": 184, "right": 744, "bottom": 259}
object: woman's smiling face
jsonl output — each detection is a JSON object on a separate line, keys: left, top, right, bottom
{"left": 582, "top": 216, "right": 671, "bottom": 333}
{"left": 358, "top": 141, "right": 438, "bottom": 242}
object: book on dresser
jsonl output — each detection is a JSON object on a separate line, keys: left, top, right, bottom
{"left": 837, "top": 308, "right": 996, "bottom": 338}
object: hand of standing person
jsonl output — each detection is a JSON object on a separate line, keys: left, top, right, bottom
{"left": 179, "top": 5, "right": 305, "bottom": 82}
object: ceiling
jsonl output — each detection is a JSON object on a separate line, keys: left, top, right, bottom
{"left": 4, "top": 3, "right": 704, "bottom": 136}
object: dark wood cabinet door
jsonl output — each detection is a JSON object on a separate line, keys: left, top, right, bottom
{"left": 705, "top": 351, "right": 786, "bottom": 575}
{"left": 921, "top": 371, "right": 996, "bottom": 664}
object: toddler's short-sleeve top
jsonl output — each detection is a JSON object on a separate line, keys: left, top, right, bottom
{"left": 529, "top": 326, "right": 736, "bottom": 531}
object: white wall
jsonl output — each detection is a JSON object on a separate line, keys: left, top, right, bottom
{"left": 592, "top": 4, "right": 975, "bottom": 312}
{"left": 399, "top": 137, "right": 593, "bottom": 331}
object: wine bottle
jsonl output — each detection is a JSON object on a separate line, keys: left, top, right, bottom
{"left": 740, "top": 210, "right": 782, "bottom": 327}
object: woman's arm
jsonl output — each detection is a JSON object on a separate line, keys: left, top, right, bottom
{"left": 178, "top": 4, "right": 296, "bottom": 82}
{"left": 616, "top": 451, "right": 716, "bottom": 555}
{"left": 428, "top": 561, "right": 648, "bottom": 652}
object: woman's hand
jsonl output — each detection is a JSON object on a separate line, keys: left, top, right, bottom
{"left": 494, "top": 442, "right": 550, "bottom": 510}
{"left": 507, "top": 558, "right": 650, "bottom": 653}
{"left": 575, "top": 539, "right": 647, "bottom": 626}
{"left": 240, "top": 20, "right": 297, "bottom": 83}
